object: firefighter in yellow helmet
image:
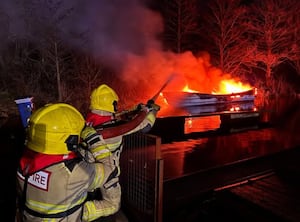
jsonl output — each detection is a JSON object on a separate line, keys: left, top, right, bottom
{"left": 86, "top": 84, "right": 158, "bottom": 130}
{"left": 83, "top": 84, "right": 160, "bottom": 220}
{"left": 16, "top": 103, "right": 118, "bottom": 221}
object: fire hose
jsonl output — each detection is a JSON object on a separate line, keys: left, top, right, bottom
{"left": 95, "top": 73, "right": 176, "bottom": 139}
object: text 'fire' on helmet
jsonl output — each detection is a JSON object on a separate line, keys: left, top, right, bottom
{"left": 26, "top": 103, "right": 85, "bottom": 155}
{"left": 90, "top": 84, "right": 119, "bottom": 113}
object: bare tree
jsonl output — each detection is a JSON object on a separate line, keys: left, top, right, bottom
{"left": 288, "top": 2, "right": 300, "bottom": 78}
{"left": 72, "top": 55, "right": 106, "bottom": 113}
{"left": 201, "top": 0, "right": 250, "bottom": 78}
{"left": 20, "top": 0, "right": 76, "bottom": 102}
{"left": 0, "top": 10, "right": 10, "bottom": 91}
{"left": 244, "top": 0, "right": 300, "bottom": 93}
{"left": 161, "top": 0, "right": 201, "bottom": 53}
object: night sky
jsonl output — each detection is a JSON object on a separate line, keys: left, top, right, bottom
{"left": 1, "top": 0, "right": 299, "bottom": 102}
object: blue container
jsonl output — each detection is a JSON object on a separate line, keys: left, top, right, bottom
{"left": 15, "top": 97, "right": 34, "bottom": 128}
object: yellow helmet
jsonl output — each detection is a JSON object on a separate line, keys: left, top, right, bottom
{"left": 26, "top": 103, "right": 85, "bottom": 155}
{"left": 90, "top": 84, "right": 119, "bottom": 113}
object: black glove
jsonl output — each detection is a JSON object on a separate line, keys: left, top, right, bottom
{"left": 147, "top": 99, "right": 155, "bottom": 106}
{"left": 146, "top": 99, "right": 160, "bottom": 112}
{"left": 135, "top": 103, "right": 144, "bottom": 111}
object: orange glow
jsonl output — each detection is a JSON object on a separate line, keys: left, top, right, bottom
{"left": 159, "top": 92, "right": 169, "bottom": 105}
{"left": 213, "top": 79, "right": 252, "bottom": 94}
{"left": 184, "top": 116, "right": 221, "bottom": 133}
{"left": 182, "top": 85, "right": 199, "bottom": 93}
{"left": 229, "top": 105, "right": 257, "bottom": 112}
{"left": 182, "top": 79, "right": 253, "bottom": 95}
{"left": 156, "top": 92, "right": 171, "bottom": 114}
{"left": 230, "top": 106, "right": 240, "bottom": 112}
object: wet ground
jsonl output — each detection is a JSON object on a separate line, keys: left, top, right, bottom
{"left": 151, "top": 98, "right": 300, "bottom": 180}
{"left": 162, "top": 154, "right": 300, "bottom": 222}
{"left": 151, "top": 98, "right": 300, "bottom": 222}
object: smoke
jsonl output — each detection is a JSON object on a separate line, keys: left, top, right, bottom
{"left": 69, "top": 0, "right": 164, "bottom": 67}
{"left": 0, "top": 0, "right": 163, "bottom": 56}
{"left": 121, "top": 49, "right": 230, "bottom": 94}
{"left": 68, "top": 1, "right": 229, "bottom": 94}
{"left": 1, "top": 0, "right": 233, "bottom": 96}
{"left": 70, "top": 0, "right": 229, "bottom": 94}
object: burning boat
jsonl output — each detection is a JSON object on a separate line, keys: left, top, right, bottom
{"left": 162, "top": 88, "right": 256, "bottom": 107}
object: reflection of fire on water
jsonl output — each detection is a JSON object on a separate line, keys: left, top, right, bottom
{"left": 185, "top": 116, "right": 221, "bottom": 134}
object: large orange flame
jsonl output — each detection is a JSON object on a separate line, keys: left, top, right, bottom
{"left": 182, "top": 79, "right": 253, "bottom": 94}
{"left": 182, "top": 85, "right": 199, "bottom": 93}
{"left": 157, "top": 76, "right": 255, "bottom": 116}
{"left": 212, "top": 79, "right": 252, "bottom": 94}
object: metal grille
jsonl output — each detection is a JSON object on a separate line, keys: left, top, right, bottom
{"left": 120, "top": 132, "right": 163, "bottom": 222}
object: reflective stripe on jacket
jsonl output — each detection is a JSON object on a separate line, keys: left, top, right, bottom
{"left": 17, "top": 159, "right": 106, "bottom": 221}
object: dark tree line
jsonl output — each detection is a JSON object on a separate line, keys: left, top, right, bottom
{"left": 1, "top": 0, "right": 300, "bottom": 117}
{"left": 160, "top": 0, "right": 300, "bottom": 95}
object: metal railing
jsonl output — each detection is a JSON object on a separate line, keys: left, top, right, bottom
{"left": 120, "top": 132, "right": 163, "bottom": 222}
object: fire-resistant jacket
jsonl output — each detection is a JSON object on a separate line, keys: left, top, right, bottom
{"left": 80, "top": 108, "right": 157, "bottom": 220}
{"left": 85, "top": 109, "right": 157, "bottom": 170}
{"left": 16, "top": 149, "right": 116, "bottom": 222}
{"left": 86, "top": 108, "right": 157, "bottom": 136}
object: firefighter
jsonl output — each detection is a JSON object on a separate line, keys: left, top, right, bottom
{"left": 16, "top": 103, "right": 119, "bottom": 221}
{"left": 84, "top": 84, "right": 160, "bottom": 219}
{"left": 86, "top": 84, "right": 159, "bottom": 169}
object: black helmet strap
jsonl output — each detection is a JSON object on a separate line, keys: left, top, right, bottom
{"left": 113, "top": 101, "right": 118, "bottom": 112}
{"left": 65, "top": 135, "right": 79, "bottom": 151}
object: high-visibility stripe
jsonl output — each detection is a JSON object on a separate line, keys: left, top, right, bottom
{"left": 146, "top": 112, "right": 156, "bottom": 126}
{"left": 107, "top": 140, "right": 122, "bottom": 152}
{"left": 89, "top": 163, "right": 105, "bottom": 190}
{"left": 26, "top": 195, "right": 86, "bottom": 214}
{"left": 91, "top": 145, "right": 111, "bottom": 161}
{"left": 83, "top": 201, "right": 117, "bottom": 221}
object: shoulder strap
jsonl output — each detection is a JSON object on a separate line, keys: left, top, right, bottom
{"left": 64, "top": 157, "right": 82, "bottom": 172}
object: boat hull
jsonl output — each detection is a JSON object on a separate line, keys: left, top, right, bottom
{"left": 163, "top": 89, "right": 256, "bottom": 107}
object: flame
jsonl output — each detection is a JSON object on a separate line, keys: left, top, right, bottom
{"left": 230, "top": 106, "right": 240, "bottom": 112}
{"left": 182, "top": 85, "right": 199, "bottom": 93}
{"left": 213, "top": 79, "right": 252, "bottom": 94}
{"left": 182, "top": 79, "right": 252, "bottom": 95}
{"left": 157, "top": 77, "right": 255, "bottom": 115}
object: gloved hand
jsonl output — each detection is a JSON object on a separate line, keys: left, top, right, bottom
{"left": 141, "top": 100, "right": 159, "bottom": 133}
{"left": 81, "top": 126, "right": 101, "bottom": 149}
{"left": 131, "top": 100, "right": 160, "bottom": 115}
{"left": 146, "top": 99, "right": 160, "bottom": 112}
{"left": 136, "top": 103, "right": 144, "bottom": 111}
{"left": 117, "top": 103, "right": 144, "bottom": 121}
{"left": 147, "top": 99, "right": 155, "bottom": 106}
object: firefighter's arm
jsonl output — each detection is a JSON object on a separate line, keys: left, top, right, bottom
{"left": 81, "top": 126, "right": 111, "bottom": 161}
{"left": 123, "top": 101, "right": 160, "bottom": 135}
{"left": 98, "top": 102, "right": 160, "bottom": 138}
{"left": 81, "top": 126, "right": 117, "bottom": 188}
